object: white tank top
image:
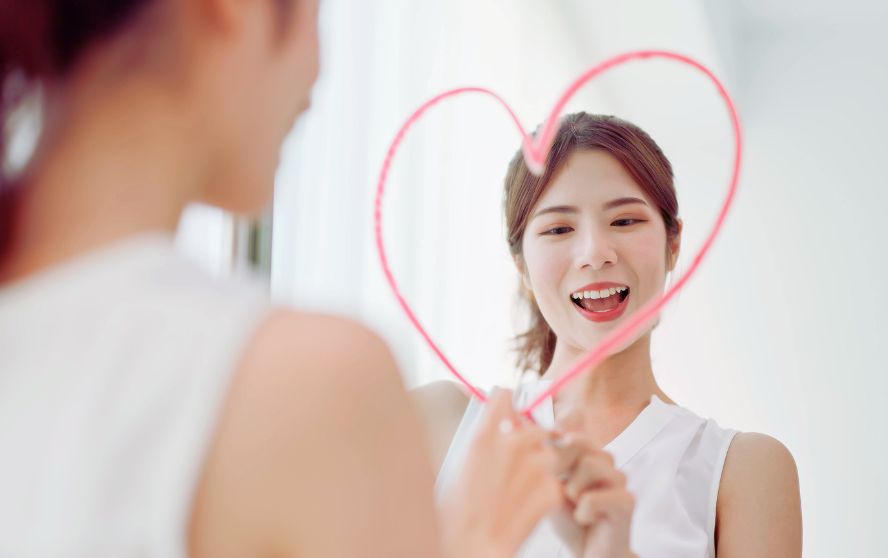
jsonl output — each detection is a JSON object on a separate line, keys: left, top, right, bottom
{"left": 436, "top": 381, "right": 738, "bottom": 558}
{"left": 0, "top": 232, "right": 271, "bottom": 557}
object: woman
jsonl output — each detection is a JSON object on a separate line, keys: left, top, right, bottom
{"left": 416, "top": 113, "right": 803, "bottom": 557}
{"left": 0, "top": 1, "right": 566, "bottom": 556}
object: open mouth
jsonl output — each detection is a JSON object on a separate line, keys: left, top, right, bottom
{"left": 570, "top": 286, "right": 630, "bottom": 321}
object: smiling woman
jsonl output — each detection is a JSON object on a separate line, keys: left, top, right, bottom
{"left": 506, "top": 113, "right": 681, "bottom": 376}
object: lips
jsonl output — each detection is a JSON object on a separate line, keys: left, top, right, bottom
{"left": 570, "top": 283, "right": 631, "bottom": 323}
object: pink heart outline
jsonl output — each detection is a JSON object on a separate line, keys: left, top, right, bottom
{"left": 374, "top": 50, "right": 742, "bottom": 415}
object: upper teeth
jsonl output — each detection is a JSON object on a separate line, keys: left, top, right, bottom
{"left": 571, "top": 287, "right": 628, "bottom": 300}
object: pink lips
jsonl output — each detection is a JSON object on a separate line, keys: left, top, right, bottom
{"left": 571, "top": 283, "right": 631, "bottom": 323}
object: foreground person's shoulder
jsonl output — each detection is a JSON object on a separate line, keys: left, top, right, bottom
{"left": 190, "top": 309, "right": 442, "bottom": 558}
{"left": 250, "top": 309, "right": 397, "bottom": 378}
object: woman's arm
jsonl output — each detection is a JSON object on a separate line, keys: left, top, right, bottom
{"left": 410, "top": 380, "right": 471, "bottom": 470}
{"left": 189, "top": 310, "right": 444, "bottom": 558}
{"left": 716, "top": 432, "right": 802, "bottom": 557}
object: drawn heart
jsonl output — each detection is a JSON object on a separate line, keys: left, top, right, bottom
{"left": 374, "top": 50, "right": 742, "bottom": 415}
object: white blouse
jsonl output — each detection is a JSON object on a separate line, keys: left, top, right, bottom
{"left": 0, "top": 233, "right": 270, "bottom": 557}
{"left": 436, "top": 381, "right": 738, "bottom": 557}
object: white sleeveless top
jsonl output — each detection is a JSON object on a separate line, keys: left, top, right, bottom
{"left": 436, "top": 381, "right": 738, "bottom": 558}
{"left": 0, "top": 233, "right": 271, "bottom": 557}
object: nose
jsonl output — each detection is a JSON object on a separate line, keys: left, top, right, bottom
{"left": 575, "top": 227, "right": 617, "bottom": 271}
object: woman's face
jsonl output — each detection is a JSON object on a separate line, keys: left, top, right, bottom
{"left": 519, "top": 149, "right": 680, "bottom": 357}
{"left": 199, "top": 0, "right": 320, "bottom": 214}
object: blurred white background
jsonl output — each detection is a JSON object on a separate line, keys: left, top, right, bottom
{"left": 178, "top": 0, "right": 888, "bottom": 554}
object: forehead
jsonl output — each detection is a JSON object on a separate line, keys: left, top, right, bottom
{"left": 537, "top": 149, "right": 649, "bottom": 206}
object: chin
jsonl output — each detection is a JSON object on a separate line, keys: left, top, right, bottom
{"left": 218, "top": 163, "right": 278, "bottom": 214}
{"left": 204, "top": 182, "right": 273, "bottom": 216}
{"left": 567, "top": 321, "right": 648, "bottom": 357}
{"left": 231, "top": 189, "right": 274, "bottom": 216}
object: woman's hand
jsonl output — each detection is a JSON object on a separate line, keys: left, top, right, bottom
{"left": 550, "top": 433, "right": 637, "bottom": 558}
{"left": 439, "top": 389, "right": 563, "bottom": 558}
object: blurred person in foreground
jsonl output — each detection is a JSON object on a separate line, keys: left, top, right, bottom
{"left": 0, "top": 1, "right": 576, "bottom": 556}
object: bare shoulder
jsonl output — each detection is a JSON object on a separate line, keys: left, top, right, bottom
{"left": 410, "top": 380, "right": 471, "bottom": 471}
{"left": 189, "top": 309, "right": 442, "bottom": 558}
{"left": 411, "top": 380, "right": 471, "bottom": 420}
{"left": 249, "top": 309, "right": 392, "bottom": 371}
{"left": 721, "top": 433, "right": 800, "bottom": 498}
{"left": 716, "top": 432, "right": 802, "bottom": 557}
{"left": 225, "top": 309, "right": 403, "bottom": 418}
{"left": 724, "top": 432, "right": 798, "bottom": 474}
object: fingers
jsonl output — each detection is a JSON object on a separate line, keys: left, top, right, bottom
{"left": 494, "top": 422, "right": 556, "bottom": 489}
{"left": 501, "top": 452, "right": 563, "bottom": 544}
{"left": 446, "top": 390, "right": 575, "bottom": 558}
{"left": 573, "top": 488, "right": 635, "bottom": 525}
{"left": 484, "top": 390, "right": 560, "bottom": 510}
{"left": 470, "top": 390, "right": 564, "bottom": 551}
{"left": 563, "top": 453, "right": 624, "bottom": 502}
{"left": 550, "top": 433, "right": 602, "bottom": 478}
{"left": 550, "top": 433, "right": 631, "bottom": 522}
{"left": 476, "top": 389, "right": 539, "bottom": 440}
{"left": 476, "top": 388, "right": 519, "bottom": 438}
{"left": 475, "top": 389, "right": 549, "bottom": 459}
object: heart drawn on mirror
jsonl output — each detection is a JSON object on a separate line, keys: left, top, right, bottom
{"left": 374, "top": 50, "right": 742, "bottom": 416}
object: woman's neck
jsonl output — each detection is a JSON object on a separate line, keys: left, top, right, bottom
{"left": 1, "top": 79, "right": 202, "bottom": 283}
{"left": 542, "top": 332, "right": 673, "bottom": 418}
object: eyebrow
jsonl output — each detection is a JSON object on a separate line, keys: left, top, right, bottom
{"left": 531, "top": 197, "right": 649, "bottom": 221}
{"left": 603, "top": 196, "right": 648, "bottom": 211}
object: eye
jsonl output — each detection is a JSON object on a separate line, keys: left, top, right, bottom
{"left": 611, "top": 219, "right": 646, "bottom": 227}
{"left": 541, "top": 226, "right": 573, "bottom": 236}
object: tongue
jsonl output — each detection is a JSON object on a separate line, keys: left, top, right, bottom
{"left": 580, "top": 294, "right": 621, "bottom": 312}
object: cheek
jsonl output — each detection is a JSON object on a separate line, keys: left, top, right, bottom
{"left": 523, "top": 240, "right": 571, "bottom": 296}
{"left": 623, "top": 234, "right": 668, "bottom": 291}
{"left": 283, "top": 10, "right": 321, "bottom": 103}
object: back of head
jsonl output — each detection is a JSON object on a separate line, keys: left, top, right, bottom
{"left": 0, "top": 0, "right": 320, "bottom": 274}
{"left": 0, "top": 0, "right": 154, "bottom": 262}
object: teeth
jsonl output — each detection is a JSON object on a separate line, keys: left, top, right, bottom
{"left": 572, "top": 287, "right": 629, "bottom": 300}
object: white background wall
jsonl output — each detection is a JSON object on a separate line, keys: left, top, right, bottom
{"left": 702, "top": 1, "right": 888, "bottom": 553}
{"left": 178, "top": 0, "right": 888, "bottom": 553}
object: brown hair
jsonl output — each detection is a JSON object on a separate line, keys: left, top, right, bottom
{"left": 504, "top": 112, "right": 680, "bottom": 376}
{"left": 0, "top": 0, "right": 297, "bottom": 266}
{"left": 0, "top": 0, "right": 155, "bottom": 262}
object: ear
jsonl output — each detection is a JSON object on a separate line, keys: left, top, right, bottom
{"left": 667, "top": 218, "right": 683, "bottom": 272}
{"left": 513, "top": 254, "right": 533, "bottom": 292}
